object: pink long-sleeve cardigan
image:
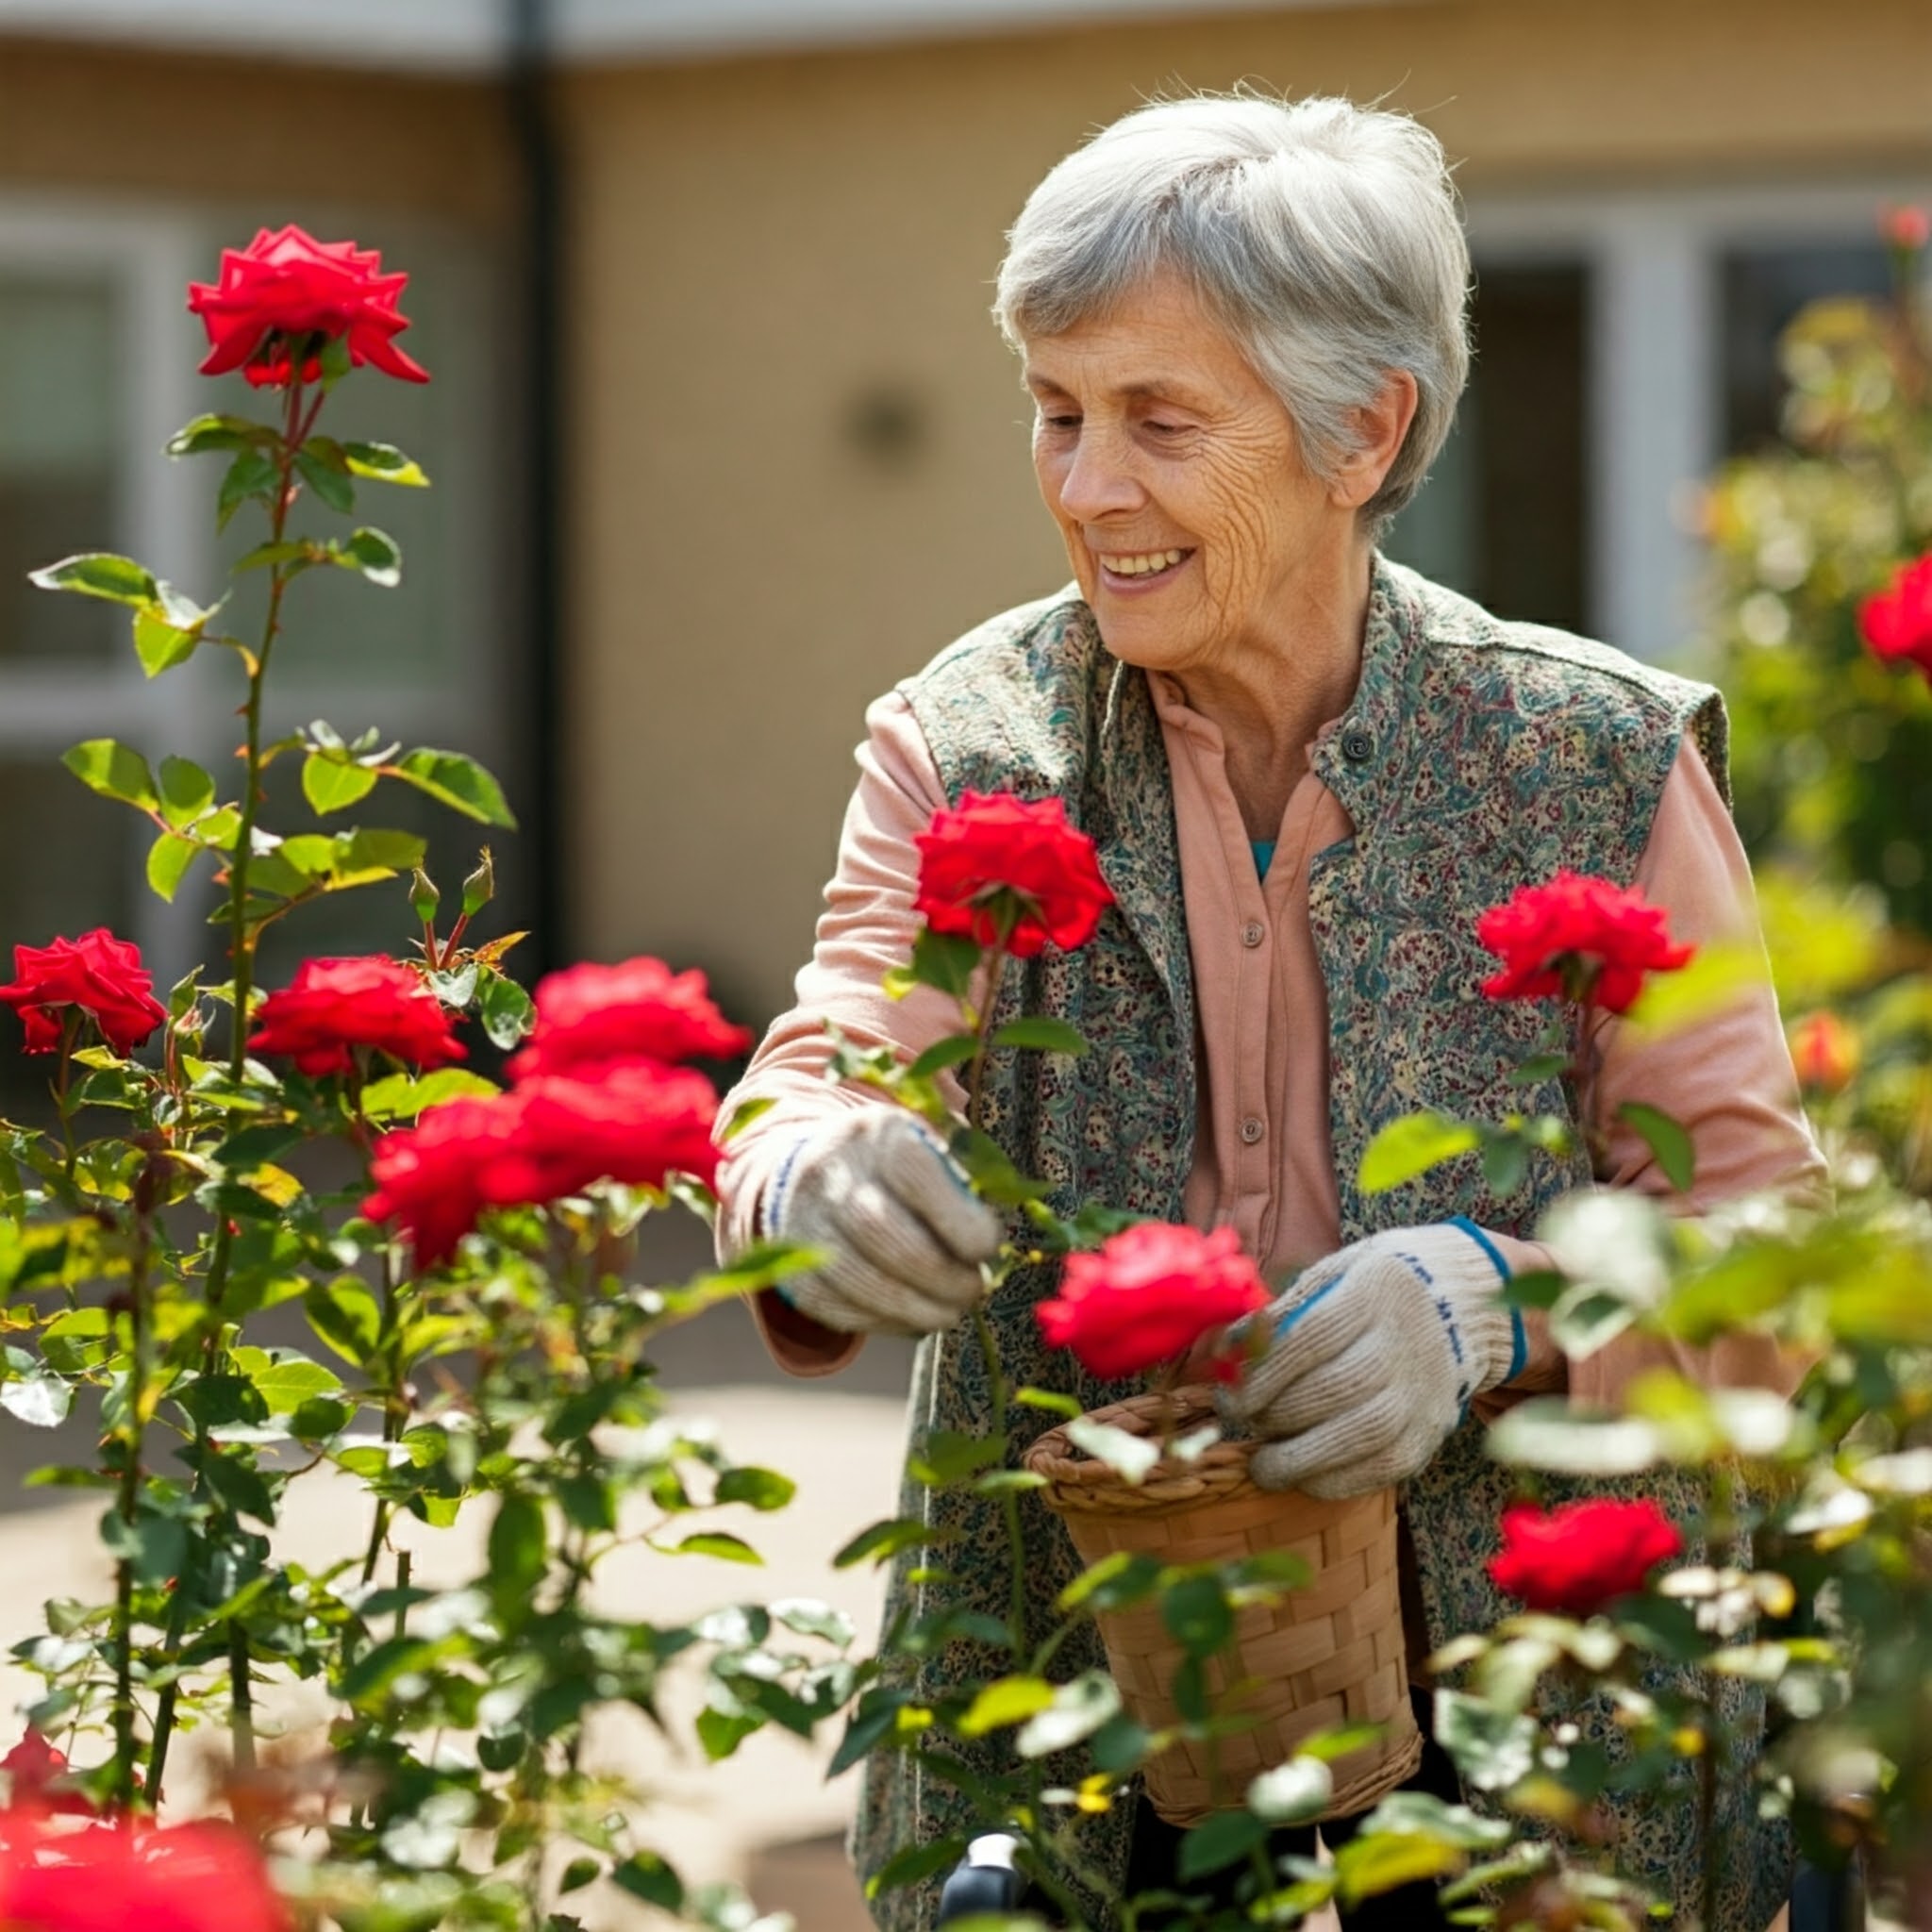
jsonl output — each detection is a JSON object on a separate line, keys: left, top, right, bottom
{"left": 719, "top": 671, "right": 1825, "bottom": 1406}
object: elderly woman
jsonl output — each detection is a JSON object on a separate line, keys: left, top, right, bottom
{"left": 718, "top": 94, "right": 1819, "bottom": 1932}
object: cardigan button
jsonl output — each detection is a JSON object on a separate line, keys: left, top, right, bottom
{"left": 1341, "top": 728, "right": 1374, "bottom": 763}
{"left": 1240, "top": 1115, "right": 1265, "bottom": 1145}
{"left": 1241, "top": 921, "right": 1265, "bottom": 948}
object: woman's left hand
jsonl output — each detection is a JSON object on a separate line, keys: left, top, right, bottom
{"left": 1219, "top": 1221, "right": 1524, "bottom": 1498}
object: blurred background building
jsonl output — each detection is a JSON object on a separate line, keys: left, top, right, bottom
{"left": 0, "top": 0, "right": 1926, "bottom": 1136}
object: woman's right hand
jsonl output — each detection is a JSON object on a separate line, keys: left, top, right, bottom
{"left": 761, "top": 1111, "right": 1002, "bottom": 1335}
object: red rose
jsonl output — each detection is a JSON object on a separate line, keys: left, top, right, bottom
{"left": 0, "top": 1816, "right": 290, "bottom": 1932}
{"left": 187, "top": 225, "right": 428, "bottom": 390}
{"left": 477, "top": 1065, "right": 723, "bottom": 1207}
{"left": 364, "top": 1094, "right": 519, "bottom": 1269}
{"left": 1476, "top": 871, "right": 1693, "bottom": 1015}
{"left": 914, "top": 791, "right": 1114, "bottom": 958}
{"left": 365, "top": 1066, "right": 722, "bottom": 1268}
{"left": 507, "top": 957, "right": 750, "bottom": 1082}
{"left": 1882, "top": 204, "right": 1931, "bottom": 253}
{"left": 1488, "top": 1498, "right": 1682, "bottom": 1617}
{"left": 1, "top": 1731, "right": 90, "bottom": 1817}
{"left": 1789, "top": 1010, "right": 1858, "bottom": 1095}
{"left": 0, "top": 930, "right": 167, "bottom": 1058}
{"left": 1036, "top": 1223, "right": 1272, "bottom": 1380}
{"left": 1858, "top": 555, "right": 1932, "bottom": 678}
{"left": 248, "top": 957, "right": 464, "bottom": 1077}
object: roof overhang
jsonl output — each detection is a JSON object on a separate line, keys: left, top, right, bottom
{"left": 0, "top": 0, "right": 1408, "bottom": 75}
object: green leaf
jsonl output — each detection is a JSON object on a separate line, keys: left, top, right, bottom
{"left": 295, "top": 443, "right": 356, "bottom": 514}
{"left": 958, "top": 1674, "right": 1058, "bottom": 1737}
{"left": 166, "top": 413, "right": 267, "bottom": 458}
{"left": 1431, "top": 1689, "right": 1538, "bottom": 1793}
{"left": 1058, "top": 1550, "right": 1163, "bottom": 1615}
{"left": 489, "top": 1492, "right": 547, "bottom": 1604}
{"left": 906, "top": 1034, "right": 981, "bottom": 1080}
{"left": 201, "top": 1448, "right": 275, "bottom": 1526}
{"left": 1479, "top": 1131, "right": 1529, "bottom": 1199}
{"left": 909, "top": 1429, "right": 1005, "bottom": 1488}
{"left": 334, "top": 826, "right": 427, "bottom": 882}
{"left": 1616, "top": 1101, "right": 1696, "bottom": 1192}
{"left": 231, "top": 1346, "right": 344, "bottom": 1419}
{"left": 667, "top": 1532, "right": 763, "bottom": 1565}
{"left": 714, "top": 1466, "right": 797, "bottom": 1511}
{"left": 62, "top": 739, "right": 157, "bottom": 809}
{"left": 695, "top": 1706, "right": 762, "bottom": 1761}
{"left": 1177, "top": 1808, "right": 1268, "bottom": 1881}
{"left": 1014, "top": 1387, "right": 1082, "bottom": 1420}
{"left": 28, "top": 553, "right": 157, "bottom": 606}
{"left": 477, "top": 972, "right": 537, "bottom": 1051}
{"left": 146, "top": 831, "right": 199, "bottom": 904}
{"left": 1, "top": 1376, "right": 72, "bottom": 1429}
{"left": 158, "top": 757, "right": 216, "bottom": 829}
{"left": 833, "top": 1516, "right": 946, "bottom": 1569}
{"left": 1357, "top": 1111, "right": 1481, "bottom": 1194}
{"left": 342, "top": 440, "right": 430, "bottom": 487}
{"left": 770, "top": 1597, "right": 855, "bottom": 1645}
{"left": 1016, "top": 1671, "right": 1121, "bottom": 1758}
{"left": 1333, "top": 1832, "right": 1464, "bottom": 1907}
{"left": 991, "top": 1016, "right": 1090, "bottom": 1056}
{"left": 722, "top": 1095, "right": 776, "bottom": 1141}
{"left": 1162, "top": 1574, "right": 1235, "bottom": 1659}
{"left": 358, "top": 1068, "right": 499, "bottom": 1124}
{"left": 901, "top": 927, "right": 981, "bottom": 1002}
{"left": 611, "top": 1853, "right": 684, "bottom": 1912}
{"left": 302, "top": 755, "right": 379, "bottom": 816}
{"left": 337, "top": 526, "right": 402, "bottom": 588}
{"left": 99, "top": 1507, "right": 186, "bottom": 1585}
{"left": 132, "top": 606, "right": 201, "bottom": 677}
{"left": 1356, "top": 1790, "right": 1512, "bottom": 1852}
{"left": 305, "top": 1279, "right": 382, "bottom": 1368}
{"left": 866, "top": 1838, "right": 969, "bottom": 1902}
{"left": 217, "top": 449, "right": 279, "bottom": 528}
{"left": 389, "top": 748, "right": 518, "bottom": 827}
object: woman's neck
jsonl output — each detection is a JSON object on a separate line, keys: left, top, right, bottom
{"left": 1171, "top": 543, "right": 1375, "bottom": 841}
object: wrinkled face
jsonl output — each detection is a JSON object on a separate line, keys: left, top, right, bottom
{"left": 1024, "top": 274, "right": 1359, "bottom": 679}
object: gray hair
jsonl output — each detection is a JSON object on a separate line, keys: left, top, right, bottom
{"left": 993, "top": 93, "right": 1471, "bottom": 525}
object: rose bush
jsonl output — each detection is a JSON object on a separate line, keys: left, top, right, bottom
{"left": 246, "top": 955, "right": 466, "bottom": 1075}
{"left": 1476, "top": 869, "right": 1695, "bottom": 1014}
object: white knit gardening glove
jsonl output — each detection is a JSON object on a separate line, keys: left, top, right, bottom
{"left": 760, "top": 1110, "right": 1002, "bottom": 1336}
{"left": 1220, "top": 1221, "right": 1524, "bottom": 1500}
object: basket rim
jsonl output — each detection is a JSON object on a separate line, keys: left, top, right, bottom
{"left": 1022, "top": 1385, "right": 1262, "bottom": 1515}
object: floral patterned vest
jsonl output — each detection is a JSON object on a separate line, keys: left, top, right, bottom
{"left": 852, "top": 558, "right": 1787, "bottom": 1932}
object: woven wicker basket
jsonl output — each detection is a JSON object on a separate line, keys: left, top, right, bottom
{"left": 1023, "top": 1387, "right": 1423, "bottom": 1827}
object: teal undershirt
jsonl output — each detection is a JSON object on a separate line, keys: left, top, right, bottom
{"left": 1251, "top": 840, "right": 1276, "bottom": 879}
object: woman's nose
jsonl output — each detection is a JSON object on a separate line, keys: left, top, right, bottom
{"left": 1056, "top": 427, "right": 1141, "bottom": 521}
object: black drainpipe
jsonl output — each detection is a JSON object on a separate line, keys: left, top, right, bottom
{"left": 508, "top": 0, "right": 564, "bottom": 979}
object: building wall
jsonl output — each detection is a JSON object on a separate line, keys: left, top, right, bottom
{"left": 0, "top": 39, "right": 514, "bottom": 222}
{"left": 562, "top": 0, "right": 1932, "bottom": 1027}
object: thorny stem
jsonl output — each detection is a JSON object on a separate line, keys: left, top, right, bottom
{"left": 111, "top": 1211, "right": 153, "bottom": 1813}
{"left": 360, "top": 1248, "right": 407, "bottom": 1586}
{"left": 963, "top": 937, "right": 1011, "bottom": 1143}
{"left": 229, "top": 1621, "right": 256, "bottom": 1776}
{"left": 52, "top": 1010, "right": 80, "bottom": 1185}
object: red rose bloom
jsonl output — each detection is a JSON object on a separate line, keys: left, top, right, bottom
{"left": 1, "top": 1731, "right": 90, "bottom": 1817}
{"left": 507, "top": 957, "right": 750, "bottom": 1082}
{"left": 1476, "top": 871, "right": 1693, "bottom": 1014}
{"left": 1882, "top": 204, "right": 1931, "bottom": 253}
{"left": 477, "top": 1065, "right": 723, "bottom": 1207}
{"left": 365, "top": 1067, "right": 722, "bottom": 1269}
{"left": 0, "top": 930, "right": 167, "bottom": 1058}
{"left": 187, "top": 225, "right": 428, "bottom": 390}
{"left": 1858, "top": 555, "right": 1932, "bottom": 678}
{"left": 0, "top": 1816, "right": 290, "bottom": 1932}
{"left": 364, "top": 1094, "right": 517, "bottom": 1269}
{"left": 1488, "top": 1498, "right": 1682, "bottom": 1617}
{"left": 1789, "top": 1010, "right": 1858, "bottom": 1095}
{"left": 914, "top": 791, "right": 1114, "bottom": 958}
{"left": 248, "top": 957, "right": 464, "bottom": 1077}
{"left": 1037, "top": 1223, "right": 1272, "bottom": 1381}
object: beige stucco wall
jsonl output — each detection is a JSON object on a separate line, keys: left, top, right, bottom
{"left": 0, "top": 40, "right": 514, "bottom": 222}
{"left": 563, "top": 0, "right": 1932, "bottom": 1027}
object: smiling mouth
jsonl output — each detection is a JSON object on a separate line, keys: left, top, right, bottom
{"left": 1097, "top": 547, "right": 1192, "bottom": 582}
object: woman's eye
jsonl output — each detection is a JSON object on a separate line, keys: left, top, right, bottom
{"left": 1039, "top": 412, "right": 1081, "bottom": 431}
{"left": 1142, "top": 420, "right": 1186, "bottom": 438}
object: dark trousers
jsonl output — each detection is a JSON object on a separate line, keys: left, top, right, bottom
{"left": 1123, "top": 1700, "right": 1463, "bottom": 1929}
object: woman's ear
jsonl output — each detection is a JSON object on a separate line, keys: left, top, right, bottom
{"left": 1329, "top": 370, "right": 1420, "bottom": 509}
